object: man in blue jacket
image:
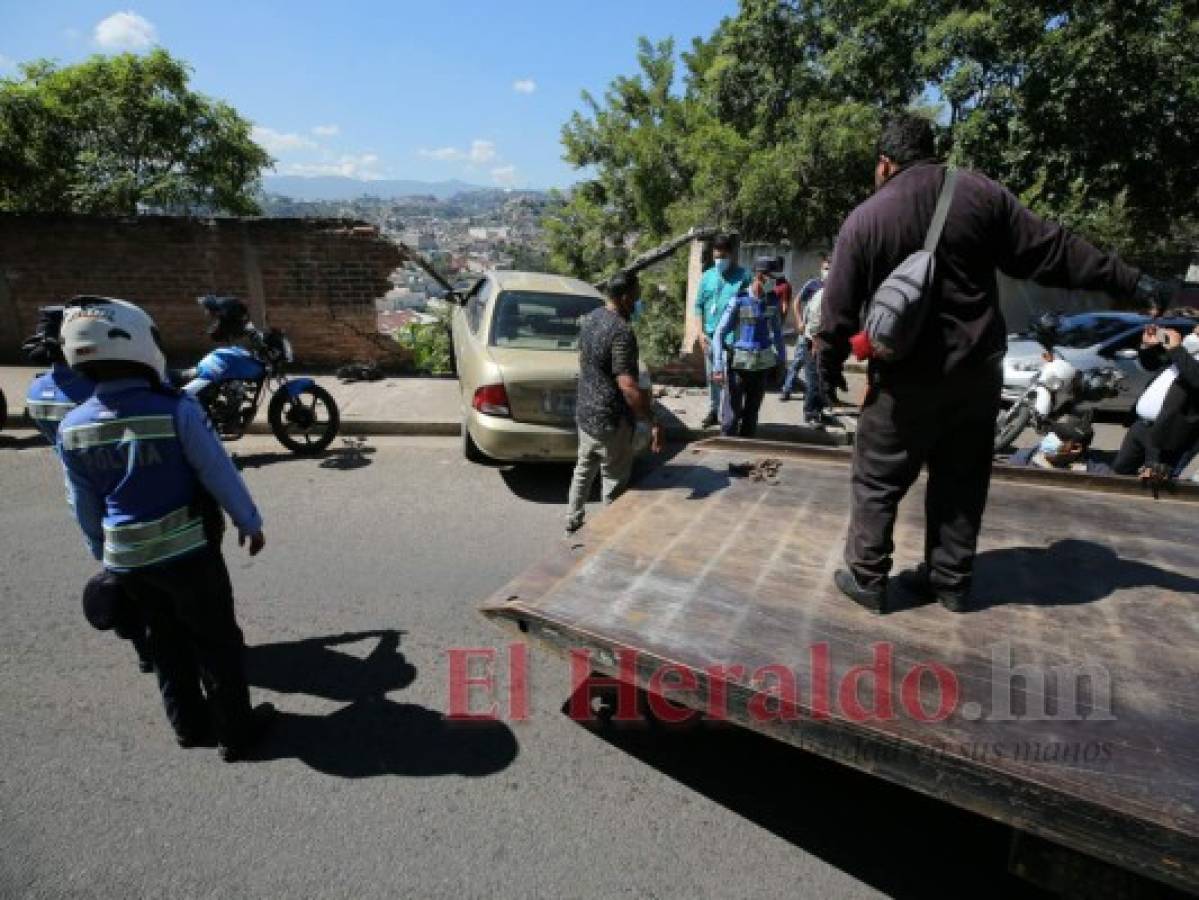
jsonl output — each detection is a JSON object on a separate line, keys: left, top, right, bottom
{"left": 694, "top": 233, "right": 751, "bottom": 428}
{"left": 58, "top": 296, "right": 271, "bottom": 761}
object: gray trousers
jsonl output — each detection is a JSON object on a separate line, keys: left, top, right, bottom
{"left": 704, "top": 342, "right": 722, "bottom": 416}
{"left": 846, "top": 362, "right": 1002, "bottom": 592}
{"left": 566, "top": 421, "right": 635, "bottom": 531}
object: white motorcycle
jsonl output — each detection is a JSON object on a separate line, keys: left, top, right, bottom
{"left": 994, "top": 317, "right": 1125, "bottom": 451}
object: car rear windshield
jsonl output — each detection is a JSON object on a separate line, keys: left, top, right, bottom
{"left": 1053, "top": 315, "right": 1144, "bottom": 348}
{"left": 489, "top": 290, "right": 603, "bottom": 350}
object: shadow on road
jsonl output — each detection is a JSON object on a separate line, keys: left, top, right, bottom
{"left": 972, "top": 539, "right": 1199, "bottom": 610}
{"left": 244, "top": 629, "right": 518, "bottom": 778}
{"left": 232, "top": 443, "right": 377, "bottom": 471}
{"left": 498, "top": 442, "right": 690, "bottom": 505}
{"left": 0, "top": 432, "right": 49, "bottom": 449}
{"left": 567, "top": 686, "right": 1049, "bottom": 900}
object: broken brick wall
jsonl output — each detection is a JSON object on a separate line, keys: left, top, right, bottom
{"left": 0, "top": 214, "right": 405, "bottom": 366}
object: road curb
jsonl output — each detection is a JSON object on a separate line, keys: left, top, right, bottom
{"left": 243, "top": 420, "right": 462, "bottom": 438}
{"left": 6, "top": 406, "right": 851, "bottom": 446}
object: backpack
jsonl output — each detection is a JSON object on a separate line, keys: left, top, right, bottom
{"left": 861, "top": 166, "right": 958, "bottom": 361}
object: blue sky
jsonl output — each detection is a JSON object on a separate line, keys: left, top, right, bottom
{"left": 0, "top": 1, "right": 737, "bottom": 188}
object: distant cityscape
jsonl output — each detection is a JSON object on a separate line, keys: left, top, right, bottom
{"left": 258, "top": 186, "right": 555, "bottom": 334}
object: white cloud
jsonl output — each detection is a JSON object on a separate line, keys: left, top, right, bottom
{"left": 512, "top": 79, "right": 536, "bottom": 94}
{"left": 252, "top": 125, "right": 318, "bottom": 153}
{"left": 418, "top": 139, "right": 497, "bottom": 165}
{"left": 468, "top": 139, "right": 496, "bottom": 163}
{"left": 312, "top": 124, "right": 340, "bottom": 137}
{"left": 281, "top": 154, "right": 384, "bottom": 180}
{"left": 93, "top": 11, "right": 157, "bottom": 51}
{"left": 491, "top": 165, "right": 518, "bottom": 187}
{"left": 419, "top": 146, "right": 463, "bottom": 161}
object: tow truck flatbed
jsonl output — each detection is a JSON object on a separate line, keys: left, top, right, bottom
{"left": 481, "top": 440, "right": 1199, "bottom": 893}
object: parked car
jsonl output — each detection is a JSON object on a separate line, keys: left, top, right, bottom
{"left": 451, "top": 270, "right": 650, "bottom": 463}
{"left": 1002, "top": 311, "right": 1199, "bottom": 411}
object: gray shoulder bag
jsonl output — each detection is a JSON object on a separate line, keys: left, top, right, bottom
{"left": 861, "top": 166, "right": 958, "bottom": 362}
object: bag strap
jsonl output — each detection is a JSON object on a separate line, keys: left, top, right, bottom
{"left": 923, "top": 165, "right": 958, "bottom": 253}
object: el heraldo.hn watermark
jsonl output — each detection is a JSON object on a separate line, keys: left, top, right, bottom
{"left": 446, "top": 640, "right": 1116, "bottom": 728}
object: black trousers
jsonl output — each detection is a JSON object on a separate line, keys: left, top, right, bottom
{"left": 846, "top": 362, "right": 1002, "bottom": 592}
{"left": 721, "top": 366, "right": 768, "bottom": 437}
{"left": 118, "top": 548, "right": 252, "bottom": 745}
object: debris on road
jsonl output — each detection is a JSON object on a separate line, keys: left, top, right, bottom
{"left": 728, "top": 457, "right": 783, "bottom": 484}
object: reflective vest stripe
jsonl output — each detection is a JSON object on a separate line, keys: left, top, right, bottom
{"left": 60, "top": 415, "right": 177, "bottom": 450}
{"left": 102, "top": 517, "right": 207, "bottom": 569}
{"left": 731, "top": 347, "right": 779, "bottom": 371}
{"left": 27, "top": 401, "right": 76, "bottom": 422}
{"left": 105, "top": 505, "right": 197, "bottom": 545}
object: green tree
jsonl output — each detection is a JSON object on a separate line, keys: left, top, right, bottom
{"left": 548, "top": 0, "right": 1199, "bottom": 329}
{"left": 0, "top": 49, "right": 272, "bottom": 215}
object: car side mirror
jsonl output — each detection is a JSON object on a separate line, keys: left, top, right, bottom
{"left": 1114, "top": 349, "right": 1139, "bottom": 360}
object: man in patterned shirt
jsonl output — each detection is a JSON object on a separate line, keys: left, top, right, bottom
{"left": 566, "top": 272, "right": 663, "bottom": 534}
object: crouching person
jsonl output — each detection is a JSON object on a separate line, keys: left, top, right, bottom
{"left": 58, "top": 297, "right": 271, "bottom": 761}
{"left": 566, "top": 273, "right": 663, "bottom": 534}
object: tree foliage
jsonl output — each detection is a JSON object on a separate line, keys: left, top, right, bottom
{"left": 546, "top": 0, "right": 1199, "bottom": 300}
{"left": 0, "top": 49, "right": 272, "bottom": 215}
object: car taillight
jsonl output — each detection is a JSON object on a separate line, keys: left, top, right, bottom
{"left": 472, "top": 383, "right": 511, "bottom": 417}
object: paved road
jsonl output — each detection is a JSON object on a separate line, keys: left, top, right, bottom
{"left": 0, "top": 434, "right": 1048, "bottom": 899}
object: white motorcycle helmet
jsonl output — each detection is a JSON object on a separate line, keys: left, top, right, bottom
{"left": 61, "top": 296, "right": 167, "bottom": 380}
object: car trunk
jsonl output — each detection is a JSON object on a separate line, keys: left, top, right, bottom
{"left": 487, "top": 348, "right": 580, "bottom": 426}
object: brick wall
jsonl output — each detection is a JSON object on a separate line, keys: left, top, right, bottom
{"left": 0, "top": 214, "right": 406, "bottom": 367}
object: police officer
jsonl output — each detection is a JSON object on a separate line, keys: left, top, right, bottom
{"left": 23, "top": 306, "right": 95, "bottom": 446}
{"left": 58, "top": 296, "right": 271, "bottom": 760}
{"left": 712, "top": 256, "right": 787, "bottom": 438}
{"left": 23, "top": 304, "right": 156, "bottom": 671}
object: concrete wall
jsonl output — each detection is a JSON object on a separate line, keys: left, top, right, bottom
{"left": 0, "top": 214, "right": 405, "bottom": 366}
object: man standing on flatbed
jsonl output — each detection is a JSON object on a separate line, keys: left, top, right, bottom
{"left": 817, "top": 113, "right": 1163, "bottom": 614}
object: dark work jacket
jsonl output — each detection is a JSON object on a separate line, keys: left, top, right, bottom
{"left": 817, "top": 162, "right": 1141, "bottom": 383}
{"left": 1141, "top": 344, "right": 1199, "bottom": 465}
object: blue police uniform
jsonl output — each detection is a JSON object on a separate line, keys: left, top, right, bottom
{"left": 713, "top": 289, "right": 786, "bottom": 438}
{"left": 26, "top": 363, "right": 94, "bottom": 446}
{"left": 59, "top": 377, "right": 263, "bottom": 748}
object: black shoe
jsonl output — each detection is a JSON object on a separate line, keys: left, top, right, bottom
{"left": 834, "top": 569, "right": 886, "bottom": 614}
{"left": 897, "top": 565, "right": 969, "bottom": 613}
{"left": 780, "top": 391, "right": 791, "bottom": 402}
{"left": 218, "top": 703, "right": 277, "bottom": 763}
{"left": 701, "top": 412, "right": 719, "bottom": 429}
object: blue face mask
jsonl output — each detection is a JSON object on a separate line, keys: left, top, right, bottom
{"left": 631, "top": 299, "right": 645, "bottom": 322}
{"left": 1039, "top": 432, "right": 1063, "bottom": 456}
{"left": 714, "top": 258, "right": 731, "bottom": 274}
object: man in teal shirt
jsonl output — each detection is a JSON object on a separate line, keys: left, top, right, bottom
{"left": 694, "top": 233, "right": 751, "bottom": 427}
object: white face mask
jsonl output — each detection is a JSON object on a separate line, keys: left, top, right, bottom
{"left": 1184, "top": 333, "right": 1199, "bottom": 356}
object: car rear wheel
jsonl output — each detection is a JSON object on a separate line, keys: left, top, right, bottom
{"left": 462, "top": 418, "right": 489, "bottom": 463}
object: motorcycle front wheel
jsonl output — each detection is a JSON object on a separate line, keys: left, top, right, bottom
{"left": 994, "top": 402, "right": 1032, "bottom": 452}
{"left": 268, "top": 385, "right": 340, "bottom": 455}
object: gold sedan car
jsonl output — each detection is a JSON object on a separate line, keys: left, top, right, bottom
{"left": 451, "top": 270, "right": 647, "bottom": 463}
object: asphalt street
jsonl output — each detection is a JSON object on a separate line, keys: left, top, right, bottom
{"left": 0, "top": 433, "right": 1051, "bottom": 899}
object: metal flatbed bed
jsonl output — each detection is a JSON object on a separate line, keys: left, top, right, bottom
{"left": 482, "top": 440, "right": 1199, "bottom": 892}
